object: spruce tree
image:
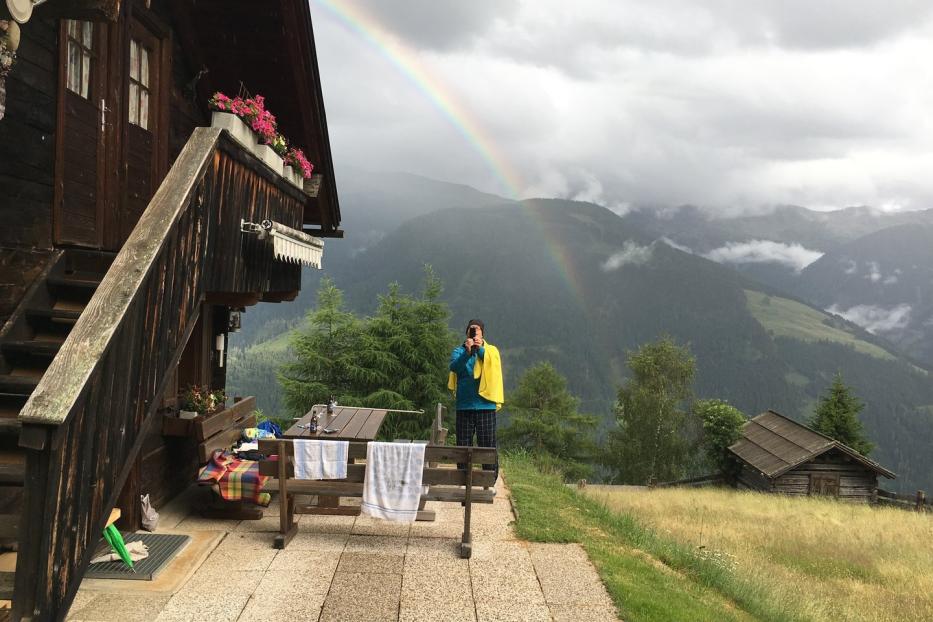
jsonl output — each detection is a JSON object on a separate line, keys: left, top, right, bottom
{"left": 500, "top": 362, "right": 597, "bottom": 480}
{"left": 603, "top": 336, "right": 696, "bottom": 484}
{"left": 809, "top": 373, "right": 874, "bottom": 455}
{"left": 278, "top": 270, "right": 456, "bottom": 440}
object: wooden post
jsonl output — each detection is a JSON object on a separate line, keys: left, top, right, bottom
{"left": 461, "top": 448, "right": 473, "bottom": 559}
{"left": 917, "top": 490, "right": 926, "bottom": 512}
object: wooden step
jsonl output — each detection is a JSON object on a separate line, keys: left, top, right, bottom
{"left": 0, "top": 514, "right": 19, "bottom": 540}
{"left": 0, "top": 376, "right": 38, "bottom": 396}
{"left": 25, "top": 307, "right": 82, "bottom": 325}
{"left": 47, "top": 273, "right": 102, "bottom": 293}
{"left": 0, "top": 569, "right": 12, "bottom": 600}
{"left": 0, "top": 419, "right": 21, "bottom": 437}
{"left": 0, "top": 465, "right": 23, "bottom": 487}
{"left": 0, "top": 340, "right": 62, "bottom": 359}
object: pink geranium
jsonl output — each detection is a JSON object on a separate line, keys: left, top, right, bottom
{"left": 285, "top": 147, "right": 314, "bottom": 179}
{"left": 210, "top": 91, "right": 315, "bottom": 178}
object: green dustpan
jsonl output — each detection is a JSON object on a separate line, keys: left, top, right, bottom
{"left": 103, "top": 523, "right": 135, "bottom": 572}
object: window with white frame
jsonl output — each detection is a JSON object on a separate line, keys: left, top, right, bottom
{"left": 65, "top": 20, "right": 93, "bottom": 99}
{"left": 128, "top": 39, "right": 151, "bottom": 130}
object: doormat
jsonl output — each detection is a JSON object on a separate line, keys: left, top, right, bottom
{"left": 85, "top": 533, "right": 191, "bottom": 581}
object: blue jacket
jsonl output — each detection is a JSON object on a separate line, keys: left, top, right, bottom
{"left": 449, "top": 344, "right": 497, "bottom": 411}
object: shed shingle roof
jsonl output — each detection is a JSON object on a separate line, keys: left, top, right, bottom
{"left": 728, "top": 410, "right": 895, "bottom": 479}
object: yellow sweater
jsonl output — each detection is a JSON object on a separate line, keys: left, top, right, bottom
{"left": 448, "top": 343, "right": 504, "bottom": 410}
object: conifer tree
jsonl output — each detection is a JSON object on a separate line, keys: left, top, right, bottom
{"left": 809, "top": 373, "right": 874, "bottom": 455}
{"left": 279, "top": 270, "right": 456, "bottom": 440}
{"left": 500, "top": 362, "right": 597, "bottom": 480}
{"left": 603, "top": 336, "right": 696, "bottom": 484}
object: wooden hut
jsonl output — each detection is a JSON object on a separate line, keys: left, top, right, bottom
{"left": 728, "top": 410, "right": 895, "bottom": 502}
{"left": 0, "top": 1, "right": 342, "bottom": 618}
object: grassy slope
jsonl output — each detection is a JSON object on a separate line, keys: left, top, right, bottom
{"left": 744, "top": 289, "right": 895, "bottom": 360}
{"left": 585, "top": 485, "right": 933, "bottom": 622}
{"left": 503, "top": 454, "right": 807, "bottom": 622}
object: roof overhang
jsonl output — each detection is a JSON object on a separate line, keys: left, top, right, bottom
{"left": 170, "top": 0, "right": 341, "bottom": 234}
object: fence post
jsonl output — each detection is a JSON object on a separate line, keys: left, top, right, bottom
{"left": 917, "top": 490, "right": 926, "bottom": 512}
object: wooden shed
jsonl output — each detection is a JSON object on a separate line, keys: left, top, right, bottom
{"left": 728, "top": 410, "right": 895, "bottom": 502}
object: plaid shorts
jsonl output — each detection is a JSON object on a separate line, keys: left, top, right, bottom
{"left": 456, "top": 409, "right": 498, "bottom": 481}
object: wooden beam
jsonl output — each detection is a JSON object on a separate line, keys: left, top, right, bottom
{"left": 204, "top": 292, "right": 261, "bottom": 307}
{"left": 33, "top": 0, "right": 122, "bottom": 21}
{"left": 260, "top": 291, "right": 299, "bottom": 303}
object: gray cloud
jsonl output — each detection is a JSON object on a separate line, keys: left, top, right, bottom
{"left": 312, "top": 1, "right": 933, "bottom": 212}
{"left": 827, "top": 303, "right": 913, "bottom": 334}
{"left": 601, "top": 241, "right": 654, "bottom": 271}
{"left": 704, "top": 240, "right": 824, "bottom": 272}
{"left": 338, "top": 0, "right": 518, "bottom": 51}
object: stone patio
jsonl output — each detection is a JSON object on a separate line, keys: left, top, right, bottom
{"left": 66, "top": 475, "right": 619, "bottom": 622}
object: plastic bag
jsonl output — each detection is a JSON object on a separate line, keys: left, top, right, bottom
{"left": 140, "top": 494, "right": 159, "bottom": 532}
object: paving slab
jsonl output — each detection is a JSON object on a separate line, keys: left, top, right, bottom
{"left": 326, "top": 571, "right": 402, "bottom": 605}
{"left": 68, "top": 470, "right": 620, "bottom": 622}
{"left": 267, "top": 549, "right": 340, "bottom": 576}
{"left": 475, "top": 600, "right": 552, "bottom": 622}
{"left": 400, "top": 601, "right": 477, "bottom": 622}
{"left": 550, "top": 604, "right": 621, "bottom": 621}
{"left": 235, "top": 569, "right": 330, "bottom": 621}
{"left": 530, "top": 543, "right": 615, "bottom": 608}
{"left": 67, "top": 593, "right": 171, "bottom": 622}
{"left": 353, "top": 514, "right": 412, "bottom": 537}
{"left": 338, "top": 551, "right": 405, "bottom": 574}
{"left": 300, "top": 513, "right": 357, "bottom": 533}
{"left": 345, "top": 534, "right": 408, "bottom": 555}
{"left": 286, "top": 530, "right": 350, "bottom": 552}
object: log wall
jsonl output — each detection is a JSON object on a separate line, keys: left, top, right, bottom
{"left": 0, "top": 18, "right": 58, "bottom": 326}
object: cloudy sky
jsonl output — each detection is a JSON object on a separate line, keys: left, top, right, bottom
{"left": 310, "top": 0, "right": 933, "bottom": 214}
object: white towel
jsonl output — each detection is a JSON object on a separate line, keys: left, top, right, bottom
{"left": 361, "top": 442, "right": 426, "bottom": 522}
{"left": 292, "top": 439, "right": 349, "bottom": 480}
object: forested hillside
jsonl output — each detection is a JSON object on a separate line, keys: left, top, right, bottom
{"left": 229, "top": 195, "right": 933, "bottom": 493}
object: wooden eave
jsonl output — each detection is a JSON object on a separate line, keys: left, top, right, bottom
{"left": 728, "top": 410, "right": 896, "bottom": 480}
{"left": 173, "top": 0, "right": 341, "bottom": 235}
{"left": 34, "top": 0, "right": 121, "bottom": 21}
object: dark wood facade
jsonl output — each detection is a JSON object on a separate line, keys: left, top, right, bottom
{"left": 0, "top": 1, "right": 341, "bottom": 618}
{"left": 730, "top": 411, "right": 894, "bottom": 503}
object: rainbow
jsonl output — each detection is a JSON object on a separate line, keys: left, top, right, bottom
{"left": 312, "top": 1, "right": 593, "bottom": 304}
{"left": 313, "top": 0, "right": 525, "bottom": 200}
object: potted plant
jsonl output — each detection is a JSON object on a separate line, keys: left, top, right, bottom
{"left": 179, "top": 385, "right": 227, "bottom": 418}
{"left": 284, "top": 147, "right": 314, "bottom": 188}
{"left": 208, "top": 90, "right": 316, "bottom": 185}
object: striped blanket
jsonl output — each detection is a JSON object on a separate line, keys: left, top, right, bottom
{"left": 198, "top": 450, "right": 271, "bottom": 506}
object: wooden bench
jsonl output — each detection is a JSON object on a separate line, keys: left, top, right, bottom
{"left": 194, "top": 396, "right": 267, "bottom": 520}
{"left": 258, "top": 439, "right": 497, "bottom": 558}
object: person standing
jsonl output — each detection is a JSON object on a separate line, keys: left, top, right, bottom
{"left": 448, "top": 319, "right": 504, "bottom": 488}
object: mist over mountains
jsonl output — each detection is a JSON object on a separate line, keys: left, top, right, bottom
{"left": 230, "top": 170, "right": 933, "bottom": 492}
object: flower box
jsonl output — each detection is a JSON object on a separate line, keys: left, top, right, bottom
{"left": 255, "top": 143, "right": 284, "bottom": 174}
{"left": 211, "top": 111, "right": 256, "bottom": 150}
{"left": 283, "top": 165, "right": 304, "bottom": 188}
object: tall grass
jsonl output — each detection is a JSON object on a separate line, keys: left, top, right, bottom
{"left": 504, "top": 452, "right": 806, "bottom": 622}
{"left": 586, "top": 485, "right": 933, "bottom": 622}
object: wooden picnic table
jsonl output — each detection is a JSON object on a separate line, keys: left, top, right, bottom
{"left": 284, "top": 406, "right": 390, "bottom": 441}
{"left": 282, "top": 405, "right": 391, "bottom": 515}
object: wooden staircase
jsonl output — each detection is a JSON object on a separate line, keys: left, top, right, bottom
{"left": 3, "top": 127, "right": 313, "bottom": 620}
{"left": 0, "top": 249, "right": 114, "bottom": 603}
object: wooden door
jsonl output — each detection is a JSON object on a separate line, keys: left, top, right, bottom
{"left": 809, "top": 474, "right": 840, "bottom": 497}
{"left": 117, "top": 16, "right": 167, "bottom": 246}
{"left": 54, "top": 19, "right": 108, "bottom": 247}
